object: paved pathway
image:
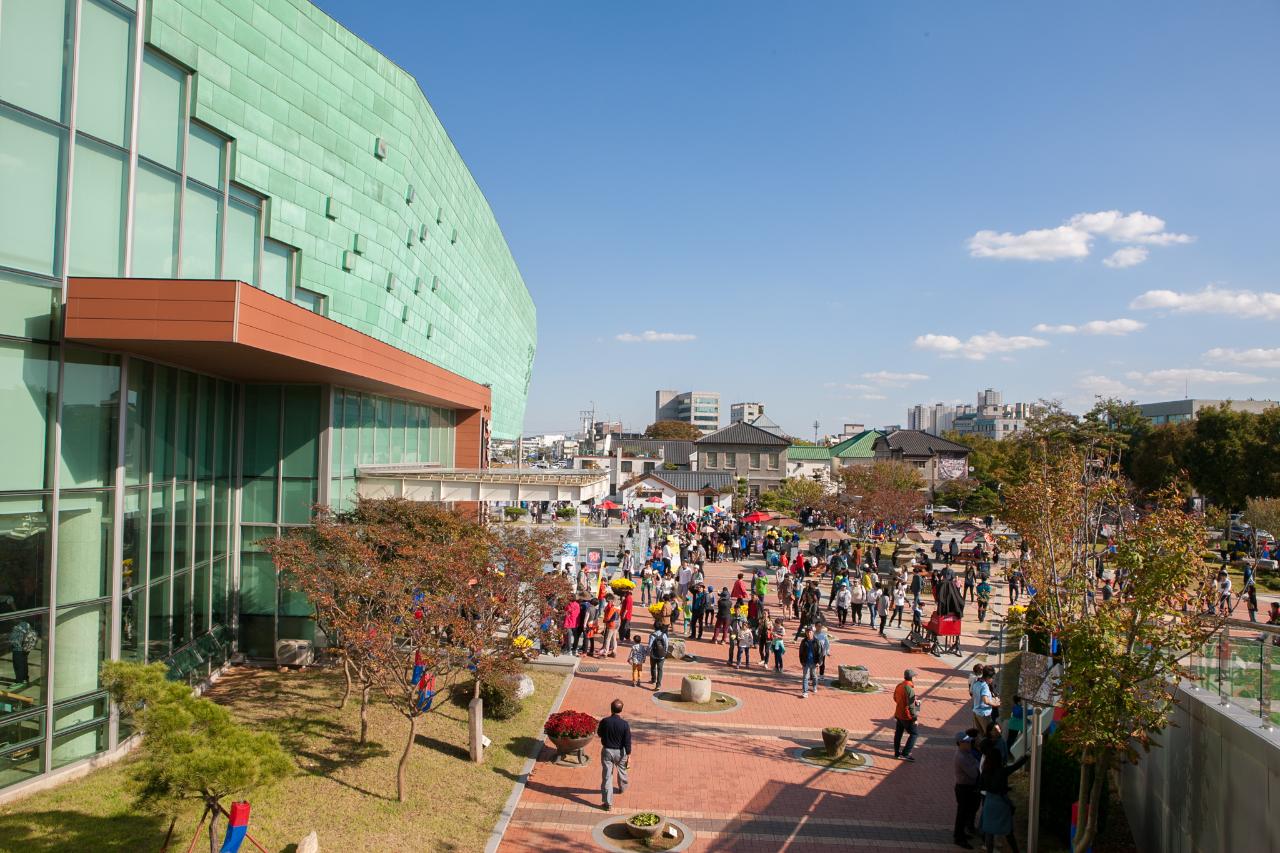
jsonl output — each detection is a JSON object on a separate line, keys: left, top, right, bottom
{"left": 498, "top": 553, "right": 1016, "bottom": 853}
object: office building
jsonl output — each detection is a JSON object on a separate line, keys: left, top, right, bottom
{"left": 654, "top": 390, "right": 720, "bottom": 434}
{"left": 1138, "top": 399, "right": 1279, "bottom": 425}
{"left": 0, "top": 0, "right": 534, "bottom": 795}
{"left": 729, "top": 402, "right": 765, "bottom": 424}
{"left": 913, "top": 390, "right": 1032, "bottom": 441}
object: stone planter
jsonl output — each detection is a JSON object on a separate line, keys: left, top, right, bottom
{"left": 821, "top": 728, "right": 848, "bottom": 758}
{"left": 836, "top": 665, "right": 871, "bottom": 690}
{"left": 550, "top": 735, "right": 592, "bottom": 761}
{"left": 625, "top": 813, "right": 666, "bottom": 840}
{"left": 681, "top": 675, "right": 712, "bottom": 704}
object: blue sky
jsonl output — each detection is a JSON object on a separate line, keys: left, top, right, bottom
{"left": 316, "top": 0, "right": 1280, "bottom": 437}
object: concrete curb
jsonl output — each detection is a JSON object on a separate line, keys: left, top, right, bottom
{"left": 484, "top": 667, "right": 577, "bottom": 853}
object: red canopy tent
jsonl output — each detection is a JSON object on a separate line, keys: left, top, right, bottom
{"left": 598, "top": 500, "right": 621, "bottom": 510}
{"left": 742, "top": 511, "right": 771, "bottom": 523}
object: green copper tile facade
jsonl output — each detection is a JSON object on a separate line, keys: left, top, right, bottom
{"left": 147, "top": 0, "right": 535, "bottom": 438}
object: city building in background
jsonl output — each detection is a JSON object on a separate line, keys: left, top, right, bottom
{"left": 655, "top": 389, "right": 721, "bottom": 434}
{"left": 0, "top": 0, "right": 534, "bottom": 795}
{"left": 910, "top": 389, "right": 1033, "bottom": 441}
{"left": 729, "top": 402, "right": 765, "bottom": 424}
{"left": 1137, "top": 398, "right": 1279, "bottom": 425}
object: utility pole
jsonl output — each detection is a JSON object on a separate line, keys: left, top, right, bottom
{"left": 813, "top": 420, "right": 820, "bottom": 443}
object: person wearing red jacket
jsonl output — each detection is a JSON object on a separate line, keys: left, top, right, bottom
{"left": 731, "top": 573, "right": 749, "bottom": 601}
{"left": 621, "top": 591, "right": 634, "bottom": 641}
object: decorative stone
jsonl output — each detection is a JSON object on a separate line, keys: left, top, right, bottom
{"left": 297, "top": 831, "right": 319, "bottom": 853}
{"left": 681, "top": 675, "right": 712, "bottom": 704}
{"left": 512, "top": 673, "right": 536, "bottom": 701}
{"left": 670, "top": 639, "right": 688, "bottom": 661}
{"left": 837, "top": 665, "right": 871, "bottom": 690}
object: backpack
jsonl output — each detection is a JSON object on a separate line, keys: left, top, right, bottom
{"left": 651, "top": 634, "right": 668, "bottom": 660}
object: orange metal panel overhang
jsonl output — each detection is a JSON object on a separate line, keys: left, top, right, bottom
{"left": 63, "top": 278, "right": 492, "bottom": 419}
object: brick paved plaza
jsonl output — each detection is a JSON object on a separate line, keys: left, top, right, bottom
{"left": 497, "top": 554, "right": 1009, "bottom": 852}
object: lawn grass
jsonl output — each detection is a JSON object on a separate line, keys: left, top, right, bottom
{"left": 0, "top": 666, "right": 565, "bottom": 852}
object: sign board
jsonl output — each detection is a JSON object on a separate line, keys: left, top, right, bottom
{"left": 586, "top": 548, "right": 603, "bottom": 574}
{"left": 562, "top": 542, "right": 579, "bottom": 561}
{"left": 1018, "top": 651, "right": 1060, "bottom": 707}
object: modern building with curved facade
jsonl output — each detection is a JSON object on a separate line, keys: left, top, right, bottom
{"left": 0, "top": 0, "right": 536, "bottom": 795}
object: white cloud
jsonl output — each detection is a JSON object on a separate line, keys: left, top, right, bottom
{"left": 1075, "top": 374, "right": 1139, "bottom": 398}
{"left": 1205, "top": 347, "right": 1280, "bottom": 369}
{"left": 1103, "top": 247, "right": 1149, "bottom": 268}
{"left": 1032, "top": 318, "right": 1145, "bottom": 336}
{"left": 969, "top": 210, "right": 1191, "bottom": 264}
{"left": 861, "top": 370, "right": 929, "bottom": 387}
{"left": 860, "top": 393, "right": 888, "bottom": 401}
{"left": 1125, "top": 368, "right": 1266, "bottom": 391}
{"left": 1130, "top": 285, "right": 1280, "bottom": 319}
{"left": 615, "top": 330, "right": 696, "bottom": 343}
{"left": 914, "top": 331, "right": 1048, "bottom": 361}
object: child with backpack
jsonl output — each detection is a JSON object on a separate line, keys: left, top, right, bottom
{"left": 770, "top": 620, "right": 786, "bottom": 672}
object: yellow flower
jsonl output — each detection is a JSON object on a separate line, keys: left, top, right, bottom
{"left": 513, "top": 635, "right": 534, "bottom": 650}
{"left": 647, "top": 603, "right": 665, "bottom": 615}
{"left": 610, "top": 578, "right": 636, "bottom": 592}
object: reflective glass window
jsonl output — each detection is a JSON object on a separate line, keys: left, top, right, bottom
{"left": 186, "top": 123, "right": 224, "bottom": 188}
{"left": 121, "top": 487, "right": 147, "bottom": 591}
{"left": 0, "top": 0, "right": 70, "bottom": 121}
{"left": 0, "top": 340, "right": 55, "bottom": 491}
{"left": 0, "top": 612, "right": 47, "bottom": 716}
{"left": 173, "top": 484, "right": 191, "bottom": 572}
{"left": 53, "top": 602, "right": 109, "bottom": 701}
{"left": 138, "top": 52, "right": 184, "bottom": 170}
{"left": 223, "top": 197, "right": 260, "bottom": 285}
{"left": 238, "top": 529, "right": 276, "bottom": 658}
{"left": 53, "top": 694, "right": 109, "bottom": 733}
{"left": 54, "top": 491, "right": 112, "bottom": 605}
{"left": 294, "top": 287, "right": 325, "bottom": 314}
{"left": 51, "top": 722, "right": 108, "bottom": 770}
{"left": 124, "top": 360, "right": 152, "bottom": 486}
{"left": 148, "top": 484, "right": 171, "bottom": 583}
{"left": 195, "top": 482, "right": 212, "bottom": 566}
{"left": 0, "top": 107, "right": 66, "bottom": 276}
{"left": 261, "top": 239, "right": 293, "bottom": 299}
{"left": 150, "top": 366, "right": 174, "bottom": 480}
{"left": 0, "top": 710, "right": 43, "bottom": 752}
{"left": 120, "top": 577, "right": 146, "bottom": 663}
{"left": 68, "top": 137, "right": 127, "bottom": 277}
{"left": 181, "top": 181, "right": 221, "bottom": 278}
{"left": 211, "top": 557, "right": 228, "bottom": 626}
{"left": 192, "top": 561, "right": 209, "bottom": 637}
{"left": 282, "top": 386, "right": 319, "bottom": 478}
{"left": 0, "top": 741, "right": 44, "bottom": 790}
{"left": 0, "top": 270, "right": 57, "bottom": 341}
{"left": 147, "top": 577, "right": 170, "bottom": 659}
{"left": 171, "top": 570, "right": 190, "bottom": 648}
{"left": 174, "top": 371, "right": 195, "bottom": 481}
{"left": 132, "top": 162, "right": 180, "bottom": 277}
{"left": 59, "top": 348, "right": 120, "bottom": 489}
{"left": 76, "top": 0, "right": 132, "bottom": 146}
{"left": 390, "top": 400, "right": 406, "bottom": 463}
{"left": 0, "top": 494, "right": 50, "bottom": 617}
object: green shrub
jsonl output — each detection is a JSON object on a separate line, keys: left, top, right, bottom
{"left": 555, "top": 506, "right": 577, "bottom": 519}
{"left": 450, "top": 676, "right": 524, "bottom": 720}
{"left": 503, "top": 506, "right": 528, "bottom": 520}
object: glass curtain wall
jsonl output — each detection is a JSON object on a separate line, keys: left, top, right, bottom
{"left": 238, "top": 385, "right": 321, "bottom": 659}
{"left": 327, "top": 389, "right": 455, "bottom": 512}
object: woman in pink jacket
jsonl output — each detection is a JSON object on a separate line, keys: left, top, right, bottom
{"left": 562, "top": 599, "right": 581, "bottom": 655}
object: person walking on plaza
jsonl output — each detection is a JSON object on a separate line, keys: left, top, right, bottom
{"left": 815, "top": 624, "right": 831, "bottom": 680}
{"left": 734, "top": 619, "right": 755, "bottom": 668}
{"left": 799, "top": 626, "right": 821, "bottom": 698}
{"left": 876, "top": 586, "right": 890, "bottom": 636}
{"left": 620, "top": 587, "right": 634, "bottom": 642}
{"left": 640, "top": 562, "right": 654, "bottom": 605}
{"left": 628, "top": 633, "right": 647, "bottom": 687}
{"left": 731, "top": 572, "right": 749, "bottom": 601}
{"left": 597, "top": 699, "right": 632, "bottom": 812}
{"left": 648, "top": 628, "right": 669, "bottom": 690}
{"left": 972, "top": 666, "right": 999, "bottom": 735}
{"left": 953, "top": 729, "right": 982, "bottom": 849}
{"left": 850, "top": 582, "right": 865, "bottom": 626}
{"left": 963, "top": 564, "right": 977, "bottom": 603}
{"left": 891, "top": 581, "right": 906, "bottom": 628}
{"left": 893, "top": 668, "right": 920, "bottom": 760}
{"left": 835, "top": 583, "right": 851, "bottom": 627}
{"left": 713, "top": 588, "right": 731, "bottom": 643}
{"left": 690, "top": 584, "right": 708, "bottom": 639}
{"left": 601, "top": 595, "right": 621, "bottom": 657}
{"left": 771, "top": 620, "right": 786, "bottom": 671}
{"left": 948, "top": 537, "right": 959, "bottom": 565}
{"left": 976, "top": 576, "right": 991, "bottom": 623}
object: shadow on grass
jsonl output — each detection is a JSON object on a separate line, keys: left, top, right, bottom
{"left": 0, "top": 809, "right": 170, "bottom": 851}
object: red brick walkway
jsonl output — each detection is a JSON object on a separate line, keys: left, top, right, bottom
{"left": 498, "top": 557, "right": 1012, "bottom": 852}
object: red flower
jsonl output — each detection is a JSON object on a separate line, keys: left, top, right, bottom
{"left": 544, "top": 710, "right": 598, "bottom": 739}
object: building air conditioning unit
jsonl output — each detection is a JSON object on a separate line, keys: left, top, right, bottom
{"left": 275, "top": 639, "right": 314, "bottom": 667}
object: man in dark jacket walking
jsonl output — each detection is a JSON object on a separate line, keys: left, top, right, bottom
{"left": 597, "top": 699, "right": 631, "bottom": 811}
{"left": 798, "top": 627, "right": 822, "bottom": 698}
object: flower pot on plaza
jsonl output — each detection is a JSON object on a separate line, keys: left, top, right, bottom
{"left": 625, "top": 812, "right": 666, "bottom": 840}
{"left": 836, "top": 665, "right": 871, "bottom": 690}
{"left": 822, "top": 727, "right": 848, "bottom": 758}
{"left": 550, "top": 735, "right": 592, "bottom": 759}
{"left": 681, "top": 674, "right": 712, "bottom": 703}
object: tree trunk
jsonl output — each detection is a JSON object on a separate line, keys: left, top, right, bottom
{"left": 159, "top": 815, "right": 177, "bottom": 852}
{"left": 1074, "top": 751, "right": 1110, "bottom": 853}
{"left": 397, "top": 714, "right": 418, "bottom": 802}
{"left": 359, "top": 683, "right": 371, "bottom": 744}
{"left": 339, "top": 657, "right": 353, "bottom": 710}
{"left": 208, "top": 803, "right": 219, "bottom": 853}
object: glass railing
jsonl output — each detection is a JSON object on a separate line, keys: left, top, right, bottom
{"left": 1188, "top": 620, "right": 1278, "bottom": 728}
